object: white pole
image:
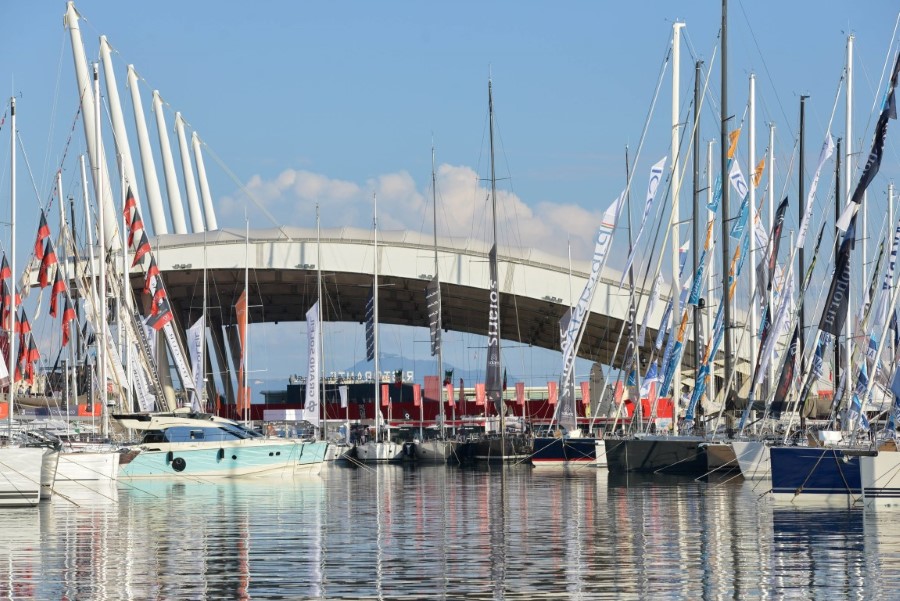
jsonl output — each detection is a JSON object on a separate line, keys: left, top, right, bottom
{"left": 373, "top": 193, "right": 381, "bottom": 443}
{"left": 100, "top": 37, "right": 144, "bottom": 233}
{"left": 671, "top": 21, "right": 684, "bottom": 433}
{"left": 845, "top": 35, "right": 854, "bottom": 405}
{"left": 243, "top": 219, "right": 250, "bottom": 423}
{"left": 94, "top": 64, "right": 109, "bottom": 438}
{"left": 64, "top": 2, "right": 120, "bottom": 251}
{"left": 175, "top": 113, "right": 205, "bottom": 233}
{"left": 748, "top": 73, "right": 758, "bottom": 404}
{"left": 7, "top": 97, "right": 16, "bottom": 440}
{"left": 192, "top": 132, "right": 218, "bottom": 231}
{"left": 152, "top": 91, "right": 188, "bottom": 234}
{"left": 126, "top": 65, "right": 167, "bottom": 235}
{"left": 767, "top": 123, "right": 776, "bottom": 392}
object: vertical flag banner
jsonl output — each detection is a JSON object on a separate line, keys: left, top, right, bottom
{"left": 305, "top": 302, "right": 321, "bottom": 429}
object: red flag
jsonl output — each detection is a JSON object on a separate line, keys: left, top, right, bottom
{"left": 131, "top": 231, "right": 151, "bottom": 266}
{"left": 34, "top": 211, "right": 50, "bottom": 260}
{"left": 49, "top": 269, "right": 66, "bottom": 317}
{"left": 151, "top": 278, "right": 167, "bottom": 315}
{"left": 548, "top": 381, "right": 558, "bottom": 405}
{"left": 146, "top": 296, "right": 174, "bottom": 331}
{"left": 143, "top": 257, "right": 160, "bottom": 295}
{"left": 475, "top": 383, "right": 486, "bottom": 406}
{"left": 516, "top": 382, "right": 525, "bottom": 406}
{"left": 580, "top": 381, "right": 591, "bottom": 407}
{"left": 123, "top": 186, "right": 137, "bottom": 225}
{"left": 38, "top": 239, "right": 57, "bottom": 288}
{"left": 16, "top": 309, "right": 30, "bottom": 335}
{"left": 62, "top": 297, "right": 76, "bottom": 346}
{"left": 381, "top": 383, "right": 389, "bottom": 407}
{"left": 445, "top": 383, "right": 454, "bottom": 408}
{"left": 27, "top": 337, "right": 39, "bottom": 363}
{"left": 14, "top": 339, "right": 28, "bottom": 383}
{"left": 413, "top": 384, "right": 421, "bottom": 407}
{"left": 0, "top": 254, "right": 9, "bottom": 280}
{"left": 128, "top": 208, "right": 144, "bottom": 247}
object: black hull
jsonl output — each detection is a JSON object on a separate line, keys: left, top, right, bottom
{"left": 457, "top": 436, "right": 531, "bottom": 463}
{"left": 605, "top": 436, "right": 708, "bottom": 476}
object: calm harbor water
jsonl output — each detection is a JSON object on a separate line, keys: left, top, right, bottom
{"left": 2, "top": 464, "right": 900, "bottom": 600}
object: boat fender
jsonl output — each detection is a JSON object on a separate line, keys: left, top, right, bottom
{"left": 404, "top": 412, "right": 410, "bottom": 420}
{"left": 171, "top": 457, "right": 187, "bottom": 472}
{"left": 166, "top": 451, "right": 173, "bottom": 464}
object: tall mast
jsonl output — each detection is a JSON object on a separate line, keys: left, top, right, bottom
{"left": 720, "top": 0, "right": 733, "bottom": 413}
{"left": 317, "top": 203, "right": 325, "bottom": 441}
{"left": 798, "top": 96, "right": 808, "bottom": 366}
{"left": 7, "top": 97, "right": 15, "bottom": 441}
{"left": 693, "top": 61, "right": 702, "bottom": 385}
{"left": 748, "top": 73, "right": 758, "bottom": 396}
{"left": 373, "top": 193, "right": 381, "bottom": 443}
{"left": 670, "top": 22, "right": 685, "bottom": 432}
{"left": 94, "top": 63, "right": 109, "bottom": 438}
{"left": 706, "top": 139, "right": 716, "bottom": 410}
{"left": 486, "top": 78, "right": 505, "bottom": 443}
{"left": 243, "top": 218, "right": 250, "bottom": 423}
{"left": 431, "top": 146, "right": 446, "bottom": 439}
{"left": 767, "top": 123, "right": 776, "bottom": 389}
{"left": 843, "top": 35, "right": 854, "bottom": 411}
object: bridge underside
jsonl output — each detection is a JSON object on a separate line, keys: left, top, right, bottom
{"left": 134, "top": 267, "right": 705, "bottom": 376}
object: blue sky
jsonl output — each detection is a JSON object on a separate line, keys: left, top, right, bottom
{"left": 2, "top": 2, "right": 900, "bottom": 398}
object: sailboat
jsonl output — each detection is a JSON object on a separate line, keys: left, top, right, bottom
{"left": 456, "top": 79, "right": 531, "bottom": 464}
{"left": 354, "top": 194, "right": 404, "bottom": 463}
{"left": 414, "top": 147, "right": 458, "bottom": 464}
{"left": 0, "top": 97, "right": 60, "bottom": 506}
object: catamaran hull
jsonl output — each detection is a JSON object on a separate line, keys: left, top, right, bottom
{"left": 604, "top": 437, "right": 707, "bottom": 475}
{"left": 354, "top": 441, "right": 405, "bottom": 463}
{"left": 0, "top": 447, "right": 48, "bottom": 506}
{"left": 56, "top": 451, "right": 121, "bottom": 482}
{"left": 731, "top": 440, "right": 771, "bottom": 480}
{"left": 770, "top": 446, "right": 867, "bottom": 504}
{"left": 703, "top": 442, "right": 741, "bottom": 474}
{"left": 861, "top": 450, "right": 900, "bottom": 508}
{"left": 531, "top": 437, "right": 601, "bottom": 468}
{"left": 40, "top": 449, "right": 59, "bottom": 499}
{"left": 118, "top": 440, "right": 306, "bottom": 479}
{"left": 414, "top": 440, "right": 457, "bottom": 464}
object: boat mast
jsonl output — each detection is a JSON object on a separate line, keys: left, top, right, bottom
{"left": 692, "top": 61, "right": 702, "bottom": 387}
{"left": 432, "top": 145, "right": 446, "bottom": 439}
{"left": 720, "top": 0, "right": 733, "bottom": 416}
{"left": 243, "top": 218, "right": 250, "bottom": 423}
{"left": 486, "top": 78, "right": 505, "bottom": 447}
{"left": 94, "top": 64, "right": 110, "bottom": 438}
{"left": 7, "top": 97, "right": 15, "bottom": 442}
{"left": 373, "top": 193, "right": 381, "bottom": 444}
{"left": 317, "top": 203, "right": 325, "bottom": 441}
{"left": 671, "top": 21, "right": 684, "bottom": 434}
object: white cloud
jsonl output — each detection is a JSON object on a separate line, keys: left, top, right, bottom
{"left": 216, "top": 164, "right": 610, "bottom": 260}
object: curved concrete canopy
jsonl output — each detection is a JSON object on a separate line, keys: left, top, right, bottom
{"left": 130, "top": 226, "right": 752, "bottom": 380}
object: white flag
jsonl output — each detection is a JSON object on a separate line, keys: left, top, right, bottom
{"left": 187, "top": 315, "right": 206, "bottom": 411}
{"left": 339, "top": 384, "right": 348, "bottom": 409}
{"left": 797, "top": 133, "right": 835, "bottom": 248}
{"left": 619, "top": 156, "right": 667, "bottom": 286}
{"left": 305, "top": 302, "right": 321, "bottom": 429}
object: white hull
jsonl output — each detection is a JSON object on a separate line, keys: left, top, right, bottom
{"left": 355, "top": 441, "right": 404, "bottom": 462}
{"left": 861, "top": 450, "right": 900, "bottom": 508}
{"left": 595, "top": 440, "right": 607, "bottom": 468}
{"left": 119, "top": 439, "right": 308, "bottom": 479}
{"left": 40, "top": 450, "right": 59, "bottom": 499}
{"left": 414, "top": 440, "right": 456, "bottom": 464}
{"left": 56, "top": 451, "right": 121, "bottom": 482}
{"left": 0, "top": 447, "right": 55, "bottom": 506}
{"left": 325, "top": 443, "right": 353, "bottom": 462}
{"left": 732, "top": 440, "right": 771, "bottom": 480}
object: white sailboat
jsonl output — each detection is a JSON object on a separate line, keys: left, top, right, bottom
{"left": 0, "top": 97, "right": 59, "bottom": 506}
{"left": 355, "top": 194, "right": 404, "bottom": 463}
{"left": 414, "top": 146, "right": 457, "bottom": 464}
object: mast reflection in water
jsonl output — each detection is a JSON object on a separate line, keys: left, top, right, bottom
{"left": 1, "top": 467, "right": 899, "bottom": 599}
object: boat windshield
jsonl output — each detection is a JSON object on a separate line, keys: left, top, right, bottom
{"left": 146, "top": 425, "right": 254, "bottom": 443}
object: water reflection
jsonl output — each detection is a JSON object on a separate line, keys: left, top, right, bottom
{"left": 0, "top": 466, "right": 898, "bottom": 599}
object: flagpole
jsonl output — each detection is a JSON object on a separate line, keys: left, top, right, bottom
{"left": 7, "top": 97, "right": 15, "bottom": 441}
